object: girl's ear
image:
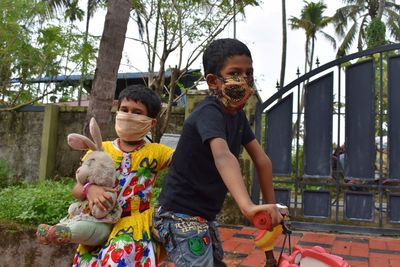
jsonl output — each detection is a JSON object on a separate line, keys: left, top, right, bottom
{"left": 151, "top": 118, "right": 157, "bottom": 127}
{"left": 206, "top": 74, "right": 220, "bottom": 90}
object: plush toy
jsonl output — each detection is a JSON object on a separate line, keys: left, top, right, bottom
{"left": 36, "top": 117, "right": 122, "bottom": 246}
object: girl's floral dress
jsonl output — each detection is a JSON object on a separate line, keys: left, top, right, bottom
{"left": 73, "top": 140, "right": 173, "bottom": 267}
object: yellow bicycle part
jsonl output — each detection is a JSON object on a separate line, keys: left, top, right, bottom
{"left": 254, "top": 224, "right": 283, "bottom": 251}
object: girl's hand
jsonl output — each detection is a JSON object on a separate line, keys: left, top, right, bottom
{"left": 87, "top": 184, "right": 116, "bottom": 211}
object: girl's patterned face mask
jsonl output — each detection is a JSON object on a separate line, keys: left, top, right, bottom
{"left": 218, "top": 75, "right": 255, "bottom": 111}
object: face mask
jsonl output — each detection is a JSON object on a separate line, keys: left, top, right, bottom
{"left": 115, "top": 111, "right": 153, "bottom": 142}
{"left": 218, "top": 75, "right": 255, "bottom": 111}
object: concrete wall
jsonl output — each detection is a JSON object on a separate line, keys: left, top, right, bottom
{"left": 0, "top": 106, "right": 185, "bottom": 183}
{"left": 0, "top": 111, "right": 44, "bottom": 183}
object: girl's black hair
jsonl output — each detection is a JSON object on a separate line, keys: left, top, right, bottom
{"left": 202, "top": 38, "right": 252, "bottom": 76}
{"left": 117, "top": 84, "right": 161, "bottom": 118}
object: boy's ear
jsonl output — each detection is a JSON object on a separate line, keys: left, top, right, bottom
{"left": 206, "top": 74, "right": 220, "bottom": 90}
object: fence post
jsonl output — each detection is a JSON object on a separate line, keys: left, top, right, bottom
{"left": 39, "top": 105, "right": 59, "bottom": 181}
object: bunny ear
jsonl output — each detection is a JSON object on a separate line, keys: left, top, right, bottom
{"left": 89, "top": 117, "right": 104, "bottom": 151}
{"left": 68, "top": 133, "right": 97, "bottom": 151}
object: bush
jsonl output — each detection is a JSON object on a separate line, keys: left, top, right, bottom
{"left": 0, "top": 175, "right": 166, "bottom": 226}
{"left": 0, "top": 179, "right": 75, "bottom": 225}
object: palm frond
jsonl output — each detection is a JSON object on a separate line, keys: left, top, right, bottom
{"left": 332, "top": 5, "right": 360, "bottom": 36}
{"left": 385, "top": 1, "right": 400, "bottom": 13}
{"left": 387, "top": 17, "right": 400, "bottom": 41}
{"left": 336, "top": 21, "right": 358, "bottom": 58}
{"left": 319, "top": 30, "right": 337, "bottom": 50}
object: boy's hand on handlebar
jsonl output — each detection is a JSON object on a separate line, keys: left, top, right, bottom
{"left": 243, "top": 204, "right": 284, "bottom": 228}
{"left": 260, "top": 204, "right": 284, "bottom": 227}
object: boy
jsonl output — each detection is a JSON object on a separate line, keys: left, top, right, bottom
{"left": 71, "top": 85, "right": 174, "bottom": 266}
{"left": 153, "top": 38, "right": 282, "bottom": 266}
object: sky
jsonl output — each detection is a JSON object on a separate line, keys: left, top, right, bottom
{"left": 84, "top": 1, "right": 345, "bottom": 101}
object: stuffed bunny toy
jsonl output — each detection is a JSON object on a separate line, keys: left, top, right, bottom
{"left": 36, "top": 117, "right": 122, "bottom": 246}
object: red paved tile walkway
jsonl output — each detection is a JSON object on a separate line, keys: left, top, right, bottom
{"left": 160, "top": 225, "right": 400, "bottom": 267}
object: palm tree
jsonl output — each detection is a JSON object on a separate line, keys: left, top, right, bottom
{"left": 289, "top": 1, "right": 336, "bottom": 136}
{"left": 333, "top": 0, "right": 400, "bottom": 57}
{"left": 86, "top": 0, "right": 132, "bottom": 135}
{"left": 289, "top": 1, "right": 336, "bottom": 74}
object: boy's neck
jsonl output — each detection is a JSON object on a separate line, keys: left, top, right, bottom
{"left": 117, "top": 138, "right": 145, "bottom": 153}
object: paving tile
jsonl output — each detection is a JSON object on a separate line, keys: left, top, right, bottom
{"left": 240, "top": 252, "right": 266, "bottom": 267}
{"left": 301, "top": 232, "right": 336, "bottom": 245}
{"left": 345, "top": 260, "right": 369, "bottom": 267}
{"left": 389, "top": 258, "right": 400, "bottom": 266}
{"left": 369, "top": 253, "right": 390, "bottom": 266}
{"left": 238, "top": 226, "right": 258, "bottom": 236}
{"left": 235, "top": 242, "right": 256, "bottom": 254}
{"left": 368, "top": 238, "right": 388, "bottom": 250}
{"left": 223, "top": 238, "right": 242, "bottom": 252}
{"left": 386, "top": 239, "right": 400, "bottom": 251}
{"left": 350, "top": 243, "right": 369, "bottom": 257}
{"left": 331, "top": 240, "right": 351, "bottom": 255}
{"left": 219, "top": 227, "right": 239, "bottom": 242}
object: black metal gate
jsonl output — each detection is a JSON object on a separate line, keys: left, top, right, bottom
{"left": 252, "top": 44, "right": 400, "bottom": 235}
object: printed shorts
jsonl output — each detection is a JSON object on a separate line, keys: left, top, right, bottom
{"left": 152, "top": 206, "right": 227, "bottom": 267}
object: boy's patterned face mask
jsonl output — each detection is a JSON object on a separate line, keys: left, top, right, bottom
{"left": 218, "top": 75, "right": 255, "bottom": 111}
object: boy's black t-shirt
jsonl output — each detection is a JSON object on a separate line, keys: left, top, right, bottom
{"left": 158, "top": 96, "right": 255, "bottom": 221}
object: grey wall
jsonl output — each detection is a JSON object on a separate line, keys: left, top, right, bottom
{"left": 0, "top": 107, "right": 184, "bottom": 183}
{"left": 0, "top": 111, "right": 44, "bottom": 183}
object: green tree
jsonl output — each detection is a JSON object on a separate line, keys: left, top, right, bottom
{"left": 289, "top": 1, "right": 336, "bottom": 74}
{"left": 0, "top": 0, "right": 98, "bottom": 109}
{"left": 333, "top": 0, "right": 400, "bottom": 57}
{"left": 133, "top": 0, "right": 259, "bottom": 142}
{"left": 289, "top": 1, "right": 336, "bottom": 136}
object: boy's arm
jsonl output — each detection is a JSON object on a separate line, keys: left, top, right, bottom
{"left": 244, "top": 139, "right": 282, "bottom": 225}
{"left": 209, "top": 137, "right": 282, "bottom": 225}
{"left": 244, "top": 139, "right": 275, "bottom": 204}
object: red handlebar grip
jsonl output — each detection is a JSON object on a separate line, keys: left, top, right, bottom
{"left": 253, "top": 211, "right": 273, "bottom": 231}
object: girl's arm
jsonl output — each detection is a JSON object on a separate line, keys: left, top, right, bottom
{"left": 72, "top": 182, "right": 85, "bottom": 201}
{"left": 71, "top": 182, "right": 116, "bottom": 211}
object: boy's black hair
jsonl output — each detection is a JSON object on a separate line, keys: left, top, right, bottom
{"left": 117, "top": 84, "right": 162, "bottom": 118}
{"left": 202, "top": 38, "right": 252, "bottom": 76}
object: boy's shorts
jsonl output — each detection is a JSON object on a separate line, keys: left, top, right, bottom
{"left": 152, "top": 206, "right": 227, "bottom": 267}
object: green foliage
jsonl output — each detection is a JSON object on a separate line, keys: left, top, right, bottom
{"left": 0, "top": 180, "right": 75, "bottom": 225}
{"left": 366, "top": 18, "right": 387, "bottom": 48}
{"left": 0, "top": 0, "right": 99, "bottom": 106}
{"left": 291, "top": 145, "right": 304, "bottom": 177}
{"left": 333, "top": 0, "right": 400, "bottom": 57}
{"left": 0, "top": 174, "right": 168, "bottom": 225}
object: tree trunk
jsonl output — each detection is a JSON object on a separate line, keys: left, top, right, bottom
{"left": 279, "top": 0, "right": 287, "bottom": 89}
{"left": 377, "top": 0, "right": 385, "bottom": 20}
{"left": 86, "top": 0, "right": 131, "bottom": 136}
